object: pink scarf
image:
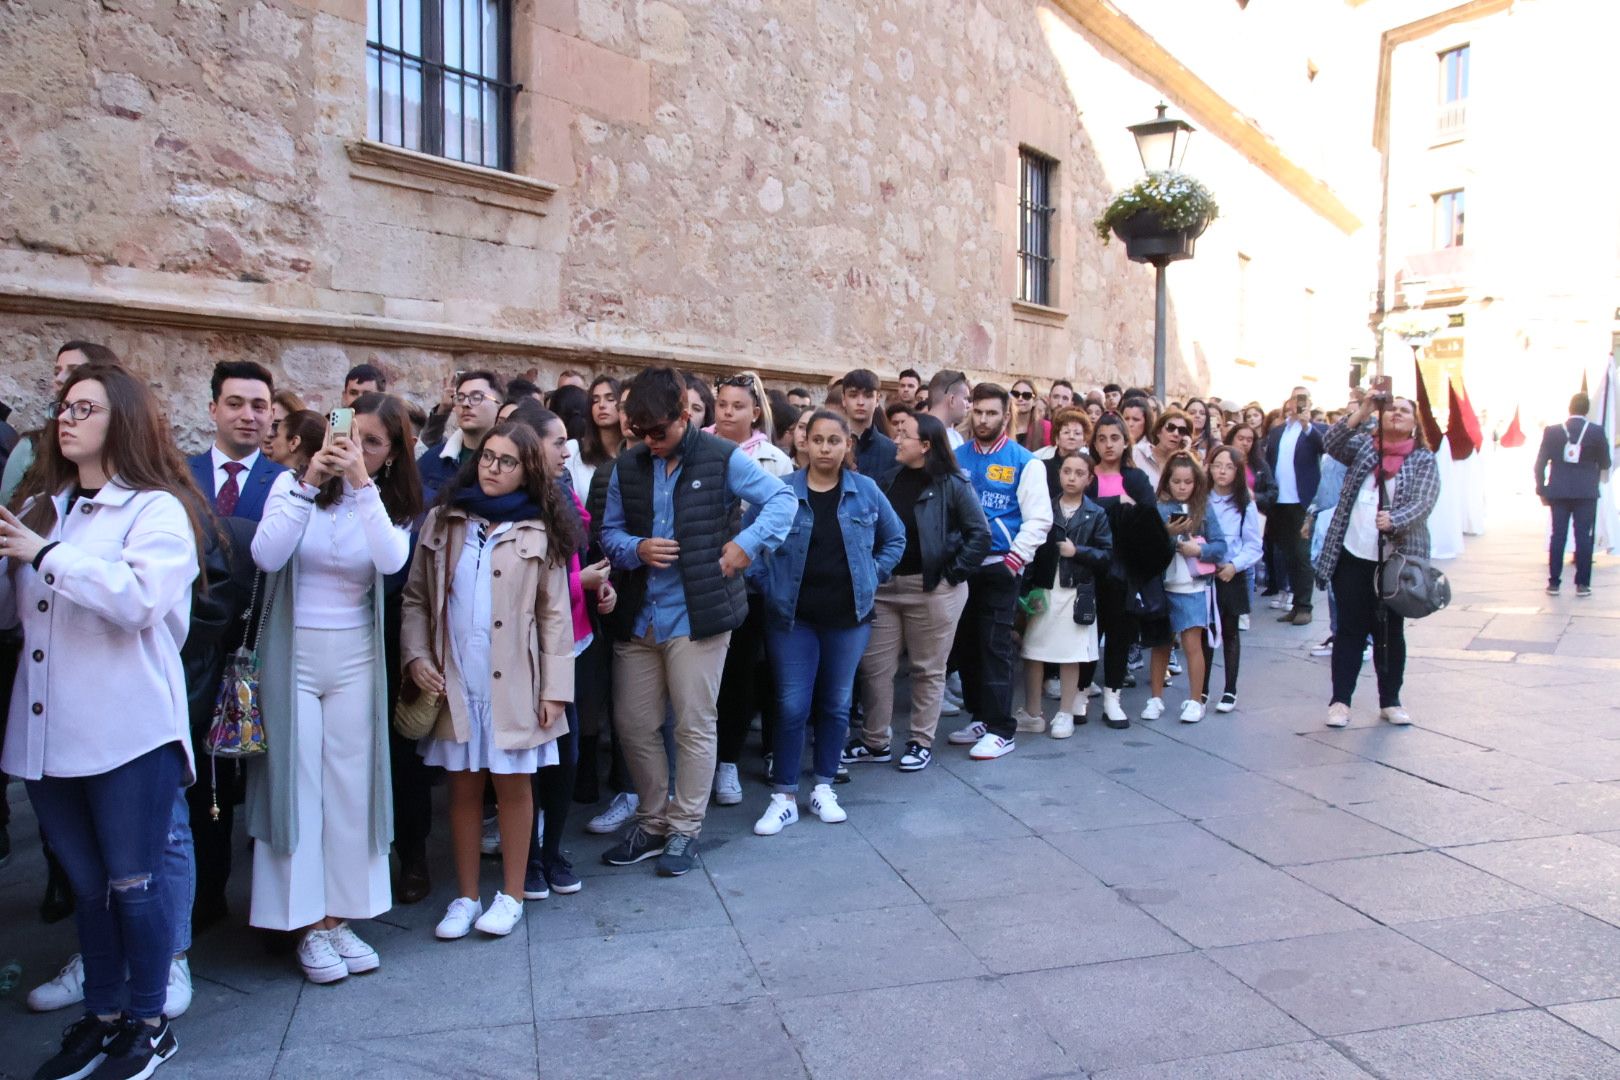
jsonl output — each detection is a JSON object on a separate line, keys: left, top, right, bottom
{"left": 1378, "top": 436, "right": 1416, "bottom": 481}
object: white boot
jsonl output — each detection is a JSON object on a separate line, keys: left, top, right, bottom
{"left": 1101, "top": 688, "right": 1128, "bottom": 728}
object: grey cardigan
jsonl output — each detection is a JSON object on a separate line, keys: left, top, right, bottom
{"left": 243, "top": 559, "right": 394, "bottom": 857}
{"left": 1312, "top": 419, "right": 1441, "bottom": 588}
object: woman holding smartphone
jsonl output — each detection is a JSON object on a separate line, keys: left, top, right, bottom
{"left": 247, "top": 394, "right": 421, "bottom": 984}
{"left": 403, "top": 421, "right": 579, "bottom": 938}
{"left": 2, "top": 364, "right": 203, "bottom": 1080}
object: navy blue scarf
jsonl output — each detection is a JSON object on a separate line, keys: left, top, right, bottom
{"left": 450, "top": 483, "right": 540, "bottom": 524}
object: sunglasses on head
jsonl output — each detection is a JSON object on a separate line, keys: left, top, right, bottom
{"left": 714, "top": 374, "right": 754, "bottom": 390}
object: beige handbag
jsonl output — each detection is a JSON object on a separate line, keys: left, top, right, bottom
{"left": 393, "top": 529, "right": 452, "bottom": 739}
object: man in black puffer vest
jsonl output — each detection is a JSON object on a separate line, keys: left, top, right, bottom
{"left": 599, "top": 367, "right": 795, "bottom": 876}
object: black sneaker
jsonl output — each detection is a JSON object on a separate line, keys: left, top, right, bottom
{"left": 897, "top": 742, "right": 931, "bottom": 772}
{"left": 89, "top": 1016, "right": 176, "bottom": 1080}
{"left": 33, "top": 1014, "right": 117, "bottom": 1080}
{"left": 600, "top": 825, "right": 666, "bottom": 867}
{"left": 522, "top": 860, "right": 550, "bottom": 900}
{"left": 544, "top": 856, "right": 583, "bottom": 895}
{"left": 840, "top": 740, "right": 891, "bottom": 765}
{"left": 655, "top": 834, "right": 698, "bottom": 877}
{"left": 1577, "top": 586, "right": 1593, "bottom": 598}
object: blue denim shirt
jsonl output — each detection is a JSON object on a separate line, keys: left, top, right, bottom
{"left": 746, "top": 469, "right": 906, "bottom": 631}
{"left": 601, "top": 445, "right": 794, "bottom": 642}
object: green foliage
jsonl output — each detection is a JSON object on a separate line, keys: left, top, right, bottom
{"left": 1094, "top": 171, "right": 1220, "bottom": 243}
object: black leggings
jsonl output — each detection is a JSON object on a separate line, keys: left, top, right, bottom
{"left": 1330, "top": 553, "right": 1406, "bottom": 708}
{"left": 717, "top": 594, "right": 771, "bottom": 764}
{"left": 531, "top": 710, "right": 580, "bottom": 867}
{"left": 1201, "top": 575, "right": 1246, "bottom": 699}
{"left": 1097, "top": 576, "right": 1138, "bottom": 691}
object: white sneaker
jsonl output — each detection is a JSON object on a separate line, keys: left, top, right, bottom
{"left": 586, "top": 792, "right": 639, "bottom": 834}
{"left": 1043, "top": 676, "right": 1061, "bottom": 700}
{"left": 327, "top": 922, "right": 380, "bottom": 973}
{"left": 1238, "top": 614, "right": 1250, "bottom": 631}
{"left": 480, "top": 814, "right": 500, "bottom": 855}
{"left": 1014, "top": 708, "right": 1045, "bottom": 733}
{"left": 969, "top": 733, "right": 1015, "bottom": 760}
{"left": 165, "top": 956, "right": 192, "bottom": 1018}
{"left": 473, "top": 892, "right": 524, "bottom": 937}
{"left": 1215, "top": 693, "right": 1237, "bottom": 714}
{"left": 1168, "top": 652, "right": 1183, "bottom": 677}
{"left": 1100, "top": 688, "right": 1128, "bottom": 725}
{"left": 28, "top": 954, "right": 85, "bottom": 1012}
{"left": 298, "top": 930, "right": 348, "bottom": 984}
{"left": 1179, "top": 700, "right": 1205, "bottom": 724}
{"left": 1085, "top": 683, "right": 1101, "bottom": 698}
{"left": 1310, "top": 637, "right": 1335, "bottom": 657}
{"left": 810, "top": 784, "right": 848, "bottom": 823}
{"left": 947, "top": 720, "right": 987, "bottom": 745}
{"left": 435, "top": 896, "right": 484, "bottom": 940}
{"left": 1049, "top": 712, "right": 1075, "bottom": 739}
{"left": 940, "top": 688, "right": 963, "bottom": 716}
{"left": 1363, "top": 644, "right": 1373, "bottom": 662}
{"left": 713, "top": 762, "right": 743, "bottom": 806}
{"left": 1269, "top": 591, "right": 1293, "bottom": 611}
{"left": 1140, "top": 697, "right": 1165, "bottom": 721}
{"left": 753, "top": 793, "right": 799, "bottom": 836}
{"left": 1380, "top": 705, "right": 1412, "bottom": 726}
{"left": 1327, "top": 703, "right": 1351, "bottom": 728}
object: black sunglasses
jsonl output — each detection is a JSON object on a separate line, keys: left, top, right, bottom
{"left": 629, "top": 419, "right": 677, "bottom": 441}
{"left": 1164, "top": 424, "right": 1190, "bottom": 436}
{"left": 1010, "top": 390, "right": 1035, "bottom": 401}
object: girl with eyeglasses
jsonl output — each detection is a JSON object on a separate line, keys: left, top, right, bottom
{"left": 707, "top": 372, "right": 792, "bottom": 803}
{"left": 247, "top": 392, "right": 422, "bottom": 983}
{"left": 402, "top": 421, "right": 582, "bottom": 940}
{"left": 3, "top": 364, "right": 207, "bottom": 1078}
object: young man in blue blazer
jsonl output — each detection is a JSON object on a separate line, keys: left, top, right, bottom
{"left": 187, "top": 360, "right": 287, "bottom": 523}
{"left": 1264, "top": 386, "right": 1327, "bottom": 625}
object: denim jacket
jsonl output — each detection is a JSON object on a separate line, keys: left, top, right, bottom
{"left": 746, "top": 468, "right": 905, "bottom": 631}
{"left": 1156, "top": 499, "right": 1229, "bottom": 585}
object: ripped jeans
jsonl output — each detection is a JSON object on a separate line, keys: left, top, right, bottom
{"left": 28, "top": 741, "right": 185, "bottom": 1020}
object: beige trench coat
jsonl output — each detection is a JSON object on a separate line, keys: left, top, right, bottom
{"left": 400, "top": 506, "right": 575, "bottom": 750}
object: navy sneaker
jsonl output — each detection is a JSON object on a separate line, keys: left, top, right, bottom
{"left": 600, "top": 825, "right": 666, "bottom": 867}
{"left": 87, "top": 1015, "right": 177, "bottom": 1080}
{"left": 522, "top": 861, "right": 550, "bottom": 900}
{"left": 544, "top": 856, "right": 582, "bottom": 895}
{"left": 33, "top": 1013, "right": 117, "bottom": 1080}
{"left": 655, "top": 834, "right": 698, "bottom": 877}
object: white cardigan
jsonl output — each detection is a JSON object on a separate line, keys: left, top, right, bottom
{"left": 0, "top": 484, "right": 198, "bottom": 781}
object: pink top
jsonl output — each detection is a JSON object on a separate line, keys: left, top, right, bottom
{"left": 566, "top": 491, "right": 593, "bottom": 643}
{"left": 1096, "top": 472, "right": 1125, "bottom": 498}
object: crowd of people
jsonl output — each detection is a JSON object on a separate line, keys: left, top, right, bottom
{"left": 0, "top": 343, "right": 1441, "bottom": 1080}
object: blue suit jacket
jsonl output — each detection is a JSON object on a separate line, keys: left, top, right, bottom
{"left": 1264, "top": 421, "right": 1327, "bottom": 506}
{"left": 1536, "top": 418, "right": 1612, "bottom": 502}
{"left": 188, "top": 450, "right": 287, "bottom": 523}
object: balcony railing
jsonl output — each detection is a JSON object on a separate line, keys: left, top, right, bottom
{"left": 1434, "top": 100, "right": 1467, "bottom": 144}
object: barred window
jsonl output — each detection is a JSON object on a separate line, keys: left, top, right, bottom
{"left": 1017, "top": 149, "right": 1056, "bottom": 307}
{"left": 366, "top": 0, "right": 517, "bottom": 171}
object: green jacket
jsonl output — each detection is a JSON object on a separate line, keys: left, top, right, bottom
{"left": 243, "top": 560, "right": 394, "bottom": 856}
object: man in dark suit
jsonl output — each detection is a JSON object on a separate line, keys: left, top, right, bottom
{"left": 187, "top": 360, "right": 287, "bottom": 523}
{"left": 1265, "top": 386, "right": 1328, "bottom": 625}
{"left": 1536, "top": 391, "right": 1612, "bottom": 597}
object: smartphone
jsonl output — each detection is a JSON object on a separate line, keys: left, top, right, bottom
{"left": 1295, "top": 392, "right": 1310, "bottom": 410}
{"left": 328, "top": 407, "right": 355, "bottom": 438}
{"left": 1370, "top": 375, "right": 1393, "bottom": 395}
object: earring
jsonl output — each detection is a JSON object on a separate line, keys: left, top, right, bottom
{"left": 383, "top": 460, "right": 393, "bottom": 478}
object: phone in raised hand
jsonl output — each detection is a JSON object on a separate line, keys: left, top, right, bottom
{"left": 328, "top": 407, "right": 355, "bottom": 439}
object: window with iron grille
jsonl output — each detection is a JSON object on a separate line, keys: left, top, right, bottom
{"left": 1017, "top": 149, "right": 1056, "bottom": 307}
{"left": 366, "top": 0, "right": 517, "bottom": 171}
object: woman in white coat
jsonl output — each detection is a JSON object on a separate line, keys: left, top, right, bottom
{"left": 0, "top": 362, "right": 203, "bottom": 1080}
{"left": 247, "top": 393, "right": 421, "bottom": 984}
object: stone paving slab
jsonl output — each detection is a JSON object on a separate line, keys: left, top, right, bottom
{"left": 4, "top": 498, "right": 1620, "bottom": 1078}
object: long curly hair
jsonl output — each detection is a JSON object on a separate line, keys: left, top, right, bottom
{"left": 436, "top": 420, "right": 581, "bottom": 565}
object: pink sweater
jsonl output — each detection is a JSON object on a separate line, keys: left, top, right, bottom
{"left": 567, "top": 491, "right": 592, "bottom": 643}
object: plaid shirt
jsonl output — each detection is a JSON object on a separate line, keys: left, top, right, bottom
{"left": 1312, "top": 419, "right": 1441, "bottom": 588}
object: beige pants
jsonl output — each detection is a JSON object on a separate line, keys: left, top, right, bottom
{"left": 859, "top": 575, "right": 969, "bottom": 749}
{"left": 612, "top": 631, "right": 731, "bottom": 837}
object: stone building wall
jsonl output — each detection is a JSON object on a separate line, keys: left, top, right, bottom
{"left": 0, "top": 0, "right": 1367, "bottom": 443}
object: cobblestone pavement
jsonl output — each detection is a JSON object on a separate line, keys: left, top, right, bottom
{"left": 4, "top": 487, "right": 1620, "bottom": 1078}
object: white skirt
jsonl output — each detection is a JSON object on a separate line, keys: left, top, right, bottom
{"left": 1021, "top": 584, "right": 1100, "bottom": 663}
{"left": 419, "top": 697, "right": 557, "bottom": 775}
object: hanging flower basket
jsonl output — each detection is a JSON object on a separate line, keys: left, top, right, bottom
{"left": 1095, "top": 172, "right": 1218, "bottom": 264}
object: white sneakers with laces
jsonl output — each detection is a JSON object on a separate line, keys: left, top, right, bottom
{"left": 1048, "top": 712, "right": 1075, "bottom": 739}
{"left": 298, "top": 930, "right": 348, "bottom": 984}
{"left": 435, "top": 896, "right": 484, "bottom": 940}
{"left": 712, "top": 762, "right": 743, "bottom": 806}
{"left": 754, "top": 793, "right": 799, "bottom": 835}
{"left": 166, "top": 956, "right": 192, "bottom": 1018}
{"left": 1326, "top": 703, "right": 1351, "bottom": 728}
{"left": 1179, "top": 699, "right": 1204, "bottom": 724}
{"left": 1013, "top": 709, "right": 1045, "bottom": 733}
{"left": 1140, "top": 697, "right": 1165, "bottom": 721}
{"left": 947, "top": 720, "right": 987, "bottom": 745}
{"left": 586, "top": 792, "right": 640, "bottom": 834}
{"left": 1380, "top": 705, "right": 1412, "bottom": 726}
{"left": 1042, "top": 676, "right": 1061, "bottom": 700}
{"left": 968, "top": 732, "right": 1015, "bottom": 760}
{"left": 326, "top": 922, "right": 380, "bottom": 972}
{"left": 473, "top": 892, "right": 524, "bottom": 936}
{"left": 28, "top": 953, "right": 85, "bottom": 1012}
{"left": 809, "top": 784, "right": 847, "bottom": 823}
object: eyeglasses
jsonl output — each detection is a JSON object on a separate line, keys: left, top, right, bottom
{"left": 478, "top": 450, "right": 522, "bottom": 473}
{"left": 455, "top": 391, "right": 496, "bottom": 407}
{"left": 1010, "top": 390, "right": 1035, "bottom": 401}
{"left": 49, "top": 400, "right": 108, "bottom": 422}
{"left": 629, "top": 420, "right": 676, "bottom": 441}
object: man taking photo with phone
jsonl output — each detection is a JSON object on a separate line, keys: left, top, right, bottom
{"left": 1264, "top": 385, "right": 1327, "bottom": 625}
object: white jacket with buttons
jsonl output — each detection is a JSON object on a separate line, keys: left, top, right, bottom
{"left": 0, "top": 483, "right": 198, "bottom": 782}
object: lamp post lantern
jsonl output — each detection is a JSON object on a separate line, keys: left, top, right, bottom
{"left": 1123, "top": 104, "right": 1196, "bottom": 402}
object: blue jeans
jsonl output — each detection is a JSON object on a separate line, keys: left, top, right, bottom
{"left": 27, "top": 742, "right": 185, "bottom": 1019}
{"left": 163, "top": 787, "right": 193, "bottom": 956}
{"left": 767, "top": 622, "right": 872, "bottom": 791}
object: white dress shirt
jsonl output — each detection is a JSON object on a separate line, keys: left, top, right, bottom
{"left": 1275, "top": 422, "right": 1304, "bottom": 505}
{"left": 210, "top": 445, "right": 262, "bottom": 498}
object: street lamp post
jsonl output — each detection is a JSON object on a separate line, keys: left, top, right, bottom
{"left": 1125, "top": 104, "right": 1197, "bottom": 402}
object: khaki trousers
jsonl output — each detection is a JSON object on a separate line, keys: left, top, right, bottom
{"left": 612, "top": 631, "right": 731, "bottom": 837}
{"left": 859, "top": 575, "right": 969, "bottom": 749}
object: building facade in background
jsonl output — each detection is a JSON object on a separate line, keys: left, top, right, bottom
{"left": 1365, "top": 0, "right": 1620, "bottom": 435}
{"left": 0, "top": 0, "right": 1372, "bottom": 442}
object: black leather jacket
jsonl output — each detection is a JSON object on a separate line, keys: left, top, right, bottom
{"left": 880, "top": 467, "right": 991, "bottom": 592}
{"left": 1025, "top": 495, "right": 1113, "bottom": 591}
